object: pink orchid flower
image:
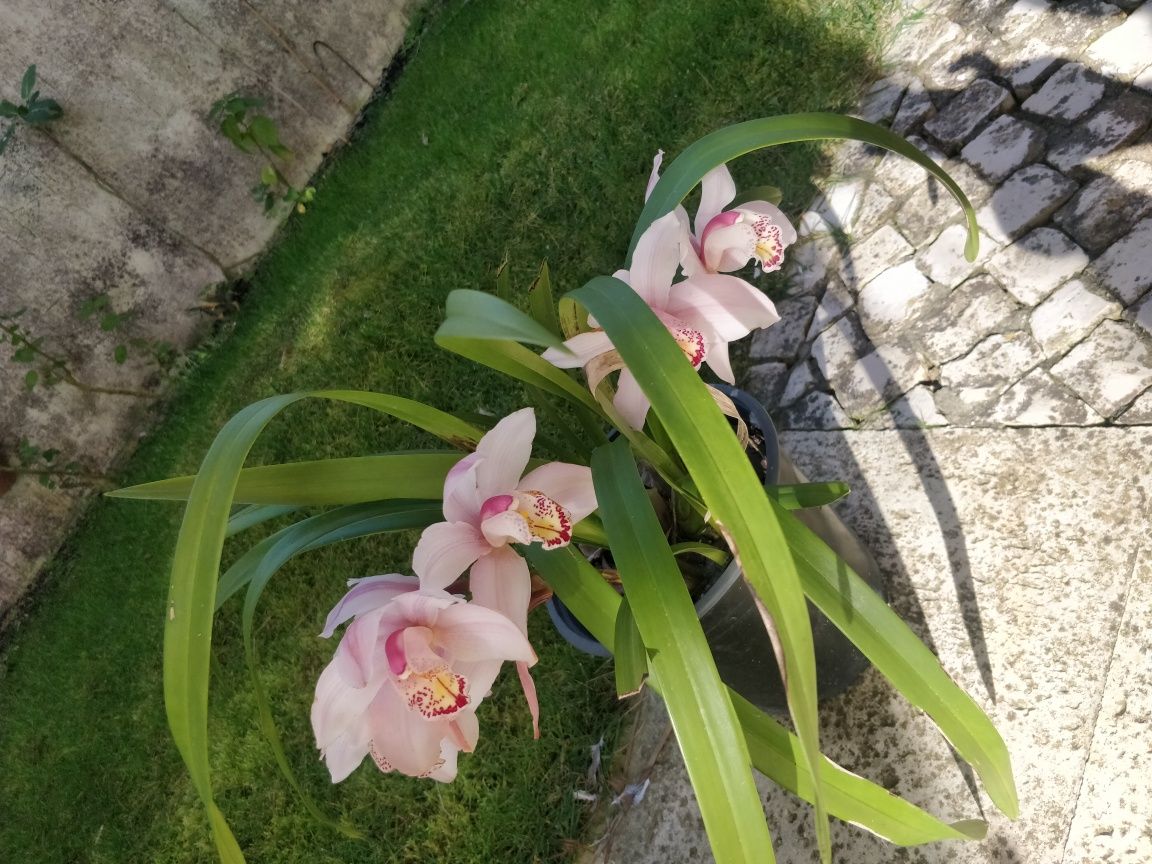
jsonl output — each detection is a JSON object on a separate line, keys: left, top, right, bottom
{"left": 412, "top": 408, "right": 597, "bottom": 734}
{"left": 311, "top": 574, "right": 535, "bottom": 783}
{"left": 541, "top": 210, "right": 781, "bottom": 429}
{"left": 647, "top": 150, "right": 798, "bottom": 277}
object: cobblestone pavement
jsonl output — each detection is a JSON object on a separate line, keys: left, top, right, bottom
{"left": 747, "top": 0, "right": 1152, "bottom": 433}
{"left": 595, "top": 3, "right": 1152, "bottom": 863}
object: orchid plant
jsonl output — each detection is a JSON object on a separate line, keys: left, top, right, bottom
{"left": 113, "top": 114, "right": 1016, "bottom": 864}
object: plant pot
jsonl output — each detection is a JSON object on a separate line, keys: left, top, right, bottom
{"left": 547, "top": 384, "right": 886, "bottom": 711}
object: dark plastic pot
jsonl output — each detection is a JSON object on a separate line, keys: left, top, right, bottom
{"left": 547, "top": 384, "right": 885, "bottom": 711}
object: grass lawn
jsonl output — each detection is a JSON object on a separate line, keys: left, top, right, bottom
{"left": 0, "top": 1, "right": 896, "bottom": 861}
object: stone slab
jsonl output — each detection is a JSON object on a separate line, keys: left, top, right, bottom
{"left": 857, "top": 260, "right": 942, "bottom": 342}
{"left": 1021, "top": 62, "right": 1106, "bottom": 121}
{"left": 891, "top": 78, "right": 936, "bottom": 136}
{"left": 835, "top": 345, "right": 927, "bottom": 419}
{"left": 838, "top": 225, "right": 914, "bottom": 290}
{"left": 777, "top": 390, "right": 854, "bottom": 431}
{"left": 1116, "top": 387, "right": 1152, "bottom": 423}
{"left": 986, "top": 228, "right": 1089, "bottom": 305}
{"left": 990, "top": 369, "right": 1104, "bottom": 425}
{"left": 749, "top": 294, "right": 818, "bottom": 362}
{"left": 1053, "top": 159, "right": 1152, "bottom": 254}
{"left": 960, "top": 114, "right": 1047, "bottom": 183}
{"left": 1089, "top": 218, "right": 1152, "bottom": 305}
{"left": 916, "top": 276, "right": 1026, "bottom": 365}
{"left": 923, "top": 79, "right": 1015, "bottom": 153}
{"left": 590, "top": 427, "right": 1152, "bottom": 864}
{"left": 1085, "top": 0, "right": 1152, "bottom": 80}
{"left": 806, "top": 279, "right": 854, "bottom": 340}
{"left": 1047, "top": 94, "right": 1152, "bottom": 174}
{"left": 976, "top": 165, "right": 1078, "bottom": 244}
{"left": 916, "top": 224, "right": 998, "bottom": 289}
{"left": 1132, "top": 292, "right": 1152, "bottom": 337}
{"left": 1062, "top": 547, "right": 1152, "bottom": 863}
{"left": 1029, "top": 279, "right": 1122, "bottom": 357}
{"left": 810, "top": 314, "right": 872, "bottom": 387}
{"left": 896, "top": 162, "right": 993, "bottom": 246}
{"left": 1050, "top": 320, "right": 1152, "bottom": 417}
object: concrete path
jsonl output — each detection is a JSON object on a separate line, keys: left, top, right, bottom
{"left": 584, "top": 1, "right": 1152, "bottom": 861}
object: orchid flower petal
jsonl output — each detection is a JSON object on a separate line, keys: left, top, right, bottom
{"left": 426, "top": 742, "right": 461, "bottom": 783}
{"left": 366, "top": 685, "right": 449, "bottom": 778}
{"left": 320, "top": 574, "right": 418, "bottom": 637}
{"left": 613, "top": 369, "right": 652, "bottom": 431}
{"left": 737, "top": 199, "right": 799, "bottom": 247}
{"left": 321, "top": 730, "right": 372, "bottom": 783}
{"left": 644, "top": 149, "right": 664, "bottom": 202}
{"left": 629, "top": 211, "right": 685, "bottom": 309}
{"left": 435, "top": 602, "right": 537, "bottom": 664}
{"left": 312, "top": 659, "right": 378, "bottom": 749}
{"left": 705, "top": 338, "right": 736, "bottom": 384}
{"left": 469, "top": 546, "right": 532, "bottom": 635}
{"left": 516, "top": 660, "right": 541, "bottom": 740}
{"left": 480, "top": 508, "right": 532, "bottom": 547}
{"left": 518, "top": 462, "right": 597, "bottom": 523}
{"left": 665, "top": 274, "right": 780, "bottom": 342}
{"left": 443, "top": 452, "right": 482, "bottom": 523}
{"left": 542, "top": 329, "right": 614, "bottom": 368}
{"left": 474, "top": 407, "right": 535, "bottom": 500}
{"left": 333, "top": 608, "right": 390, "bottom": 687}
{"left": 695, "top": 164, "right": 737, "bottom": 236}
{"left": 413, "top": 521, "right": 489, "bottom": 592}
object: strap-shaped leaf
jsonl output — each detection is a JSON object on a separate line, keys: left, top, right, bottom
{"left": 769, "top": 497, "right": 1019, "bottom": 819}
{"left": 572, "top": 277, "right": 831, "bottom": 860}
{"left": 613, "top": 597, "right": 648, "bottom": 698}
{"left": 766, "top": 482, "right": 850, "bottom": 510}
{"left": 110, "top": 453, "right": 463, "bottom": 504}
{"left": 633, "top": 113, "right": 978, "bottom": 263}
{"left": 528, "top": 546, "right": 991, "bottom": 847}
{"left": 592, "top": 439, "right": 777, "bottom": 863}
{"left": 528, "top": 261, "right": 563, "bottom": 338}
{"left": 226, "top": 504, "right": 300, "bottom": 537}
{"left": 438, "top": 288, "right": 569, "bottom": 350}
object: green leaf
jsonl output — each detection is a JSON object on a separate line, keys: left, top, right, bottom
{"left": 669, "top": 542, "right": 729, "bottom": 566}
{"left": 269, "top": 143, "right": 293, "bottom": 159}
{"left": 591, "top": 439, "right": 776, "bottom": 863}
{"left": 771, "top": 497, "right": 1019, "bottom": 819}
{"left": 24, "top": 100, "right": 62, "bottom": 124}
{"left": 572, "top": 277, "right": 830, "bottom": 862}
{"left": 438, "top": 288, "right": 569, "bottom": 351}
{"left": 0, "top": 100, "right": 19, "bottom": 118}
{"left": 23, "top": 370, "right": 38, "bottom": 389}
{"left": 731, "top": 692, "right": 989, "bottom": 846}
{"left": 530, "top": 540, "right": 990, "bottom": 848}
{"left": 730, "top": 184, "right": 783, "bottom": 207}
{"left": 225, "top": 504, "right": 300, "bottom": 538}
{"left": 613, "top": 597, "right": 647, "bottom": 698}
{"left": 634, "top": 114, "right": 979, "bottom": 263}
{"left": 527, "top": 261, "right": 562, "bottom": 338}
{"left": 20, "top": 65, "right": 36, "bottom": 102}
{"left": 247, "top": 115, "right": 280, "bottom": 148}
{"left": 765, "top": 482, "right": 850, "bottom": 510}
{"left": 0, "top": 124, "right": 15, "bottom": 156}
{"left": 109, "top": 452, "right": 462, "bottom": 505}
{"left": 495, "top": 255, "right": 513, "bottom": 304}
{"left": 100, "top": 312, "right": 122, "bottom": 332}
{"left": 260, "top": 164, "right": 277, "bottom": 187}
{"left": 114, "top": 344, "right": 129, "bottom": 365}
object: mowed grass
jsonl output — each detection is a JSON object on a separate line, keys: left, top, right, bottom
{"left": 0, "top": 1, "right": 894, "bottom": 862}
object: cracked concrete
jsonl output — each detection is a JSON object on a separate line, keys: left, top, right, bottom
{"left": 0, "top": 1, "right": 419, "bottom": 622}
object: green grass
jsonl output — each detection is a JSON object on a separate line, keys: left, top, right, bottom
{"left": 0, "top": 1, "right": 894, "bottom": 861}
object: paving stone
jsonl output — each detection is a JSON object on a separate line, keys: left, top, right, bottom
{"left": 1030, "top": 280, "right": 1122, "bottom": 357}
{"left": 1063, "top": 551, "right": 1152, "bottom": 859}
{"left": 810, "top": 314, "right": 872, "bottom": 386}
{"left": 832, "top": 140, "right": 886, "bottom": 176}
{"left": 1088, "top": 218, "right": 1152, "bottom": 304}
{"left": 890, "top": 78, "right": 936, "bottom": 136}
{"left": 991, "top": 369, "right": 1105, "bottom": 425}
{"left": 976, "top": 165, "right": 1079, "bottom": 243}
{"left": 749, "top": 294, "right": 818, "bottom": 361}
{"left": 936, "top": 331, "right": 1044, "bottom": 420}
{"left": 1021, "top": 62, "right": 1107, "bottom": 121}
{"left": 834, "top": 345, "right": 928, "bottom": 419}
{"left": 778, "top": 360, "right": 819, "bottom": 408}
{"left": 784, "top": 234, "right": 841, "bottom": 294}
{"left": 1004, "top": 44, "right": 1065, "bottom": 100}
{"left": 873, "top": 136, "right": 945, "bottom": 198}
{"left": 852, "top": 184, "right": 897, "bottom": 237}
{"left": 1047, "top": 94, "right": 1152, "bottom": 174}
{"left": 917, "top": 276, "right": 1025, "bottom": 364}
{"left": 1132, "top": 292, "right": 1152, "bottom": 337}
{"left": 806, "top": 278, "right": 854, "bottom": 339}
{"left": 896, "top": 162, "right": 993, "bottom": 247}
{"left": 926, "top": 27, "right": 1004, "bottom": 90}
{"left": 857, "top": 260, "right": 941, "bottom": 342}
{"left": 916, "top": 224, "right": 999, "bottom": 289}
{"left": 1050, "top": 320, "right": 1152, "bottom": 417}
{"left": 884, "top": 14, "right": 964, "bottom": 67}
{"left": 839, "top": 225, "right": 914, "bottom": 290}
{"left": 812, "top": 180, "right": 865, "bottom": 233}
{"left": 872, "top": 385, "right": 950, "bottom": 428}
{"left": 960, "top": 115, "right": 1047, "bottom": 182}
{"left": 1086, "top": 0, "right": 1152, "bottom": 80}
{"left": 923, "top": 80, "right": 1015, "bottom": 153}
{"left": 855, "top": 76, "right": 907, "bottom": 124}
{"left": 1115, "top": 387, "right": 1152, "bottom": 423}
{"left": 744, "top": 362, "right": 790, "bottom": 409}
{"left": 777, "top": 390, "right": 854, "bottom": 430}
{"left": 1137, "top": 63, "right": 1152, "bottom": 93}
{"left": 1053, "top": 159, "right": 1152, "bottom": 253}
{"left": 997, "top": 0, "right": 1128, "bottom": 48}
{"left": 986, "top": 227, "right": 1089, "bottom": 305}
